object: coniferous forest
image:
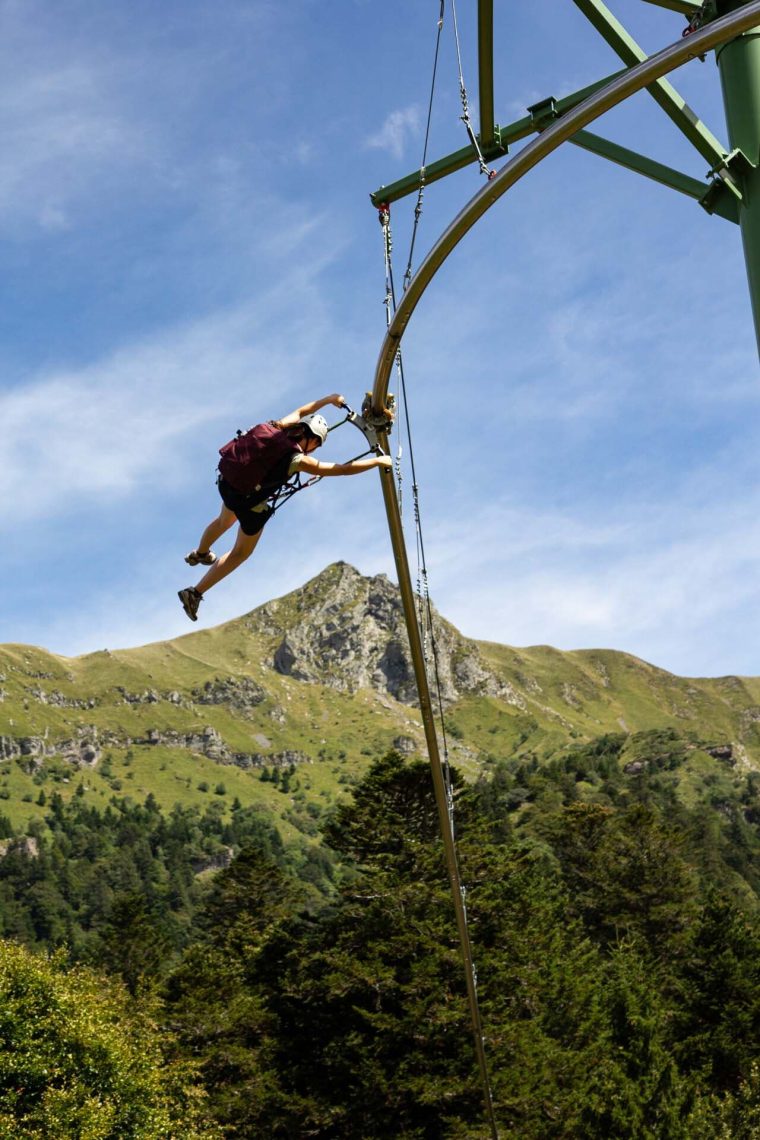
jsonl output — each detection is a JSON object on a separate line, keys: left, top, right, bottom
{"left": 2, "top": 733, "right": 760, "bottom": 1136}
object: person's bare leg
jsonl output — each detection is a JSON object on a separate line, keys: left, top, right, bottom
{"left": 195, "top": 525, "right": 263, "bottom": 594}
{"left": 194, "top": 505, "right": 237, "bottom": 557}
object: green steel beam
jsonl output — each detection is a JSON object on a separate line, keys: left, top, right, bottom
{"left": 715, "top": 10, "right": 760, "bottom": 366}
{"left": 569, "top": 127, "right": 740, "bottom": 219}
{"left": 507, "top": 66, "right": 628, "bottom": 138}
{"left": 478, "top": 0, "right": 496, "bottom": 146}
{"left": 571, "top": 128, "right": 741, "bottom": 219}
{"left": 572, "top": 0, "right": 729, "bottom": 166}
{"left": 640, "top": 0, "right": 702, "bottom": 13}
{"left": 370, "top": 137, "right": 507, "bottom": 208}
{"left": 370, "top": 67, "right": 628, "bottom": 205}
{"left": 371, "top": 1, "right": 760, "bottom": 403}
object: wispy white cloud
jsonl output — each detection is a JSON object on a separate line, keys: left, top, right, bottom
{"left": 0, "top": 58, "right": 150, "bottom": 232}
{"left": 0, "top": 252, "right": 341, "bottom": 525}
{"left": 422, "top": 476, "right": 760, "bottom": 676}
{"left": 0, "top": 0, "right": 291, "bottom": 235}
{"left": 365, "top": 106, "right": 421, "bottom": 160}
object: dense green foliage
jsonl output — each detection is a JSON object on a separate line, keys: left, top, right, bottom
{"left": 0, "top": 793, "right": 330, "bottom": 989}
{"left": 0, "top": 941, "right": 217, "bottom": 1138}
{"left": 3, "top": 731, "right": 760, "bottom": 1135}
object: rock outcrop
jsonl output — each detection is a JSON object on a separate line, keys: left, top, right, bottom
{"left": 0, "top": 733, "right": 101, "bottom": 769}
{"left": 192, "top": 676, "right": 266, "bottom": 709}
{"left": 251, "top": 562, "right": 513, "bottom": 707}
{"left": 0, "top": 726, "right": 312, "bottom": 774}
{"left": 0, "top": 836, "right": 39, "bottom": 860}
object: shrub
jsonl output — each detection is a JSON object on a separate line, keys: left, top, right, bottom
{"left": 0, "top": 940, "right": 218, "bottom": 1138}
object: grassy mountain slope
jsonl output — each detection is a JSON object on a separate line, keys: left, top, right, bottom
{"left": 1, "top": 562, "right": 758, "bottom": 839}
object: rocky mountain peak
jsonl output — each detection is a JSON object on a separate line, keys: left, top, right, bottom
{"left": 245, "top": 562, "right": 511, "bottom": 706}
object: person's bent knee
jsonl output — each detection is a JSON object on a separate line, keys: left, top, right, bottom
{"left": 232, "top": 533, "right": 260, "bottom": 561}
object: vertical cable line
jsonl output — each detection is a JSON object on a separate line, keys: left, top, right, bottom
{"left": 380, "top": 203, "right": 499, "bottom": 1140}
{"left": 376, "top": 11, "right": 500, "bottom": 1122}
{"left": 451, "top": 0, "right": 494, "bottom": 177}
{"left": 404, "top": 0, "right": 446, "bottom": 294}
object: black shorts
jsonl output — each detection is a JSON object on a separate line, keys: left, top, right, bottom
{"left": 217, "top": 476, "right": 274, "bottom": 536}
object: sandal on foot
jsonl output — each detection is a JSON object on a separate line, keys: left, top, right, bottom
{"left": 178, "top": 587, "right": 203, "bottom": 622}
{"left": 185, "top": 550, "right": 217, "bottom": 567}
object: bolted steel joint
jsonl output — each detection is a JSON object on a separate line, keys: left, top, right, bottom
{"left": 527, "top": 96, "right": 559, "bottom": 131}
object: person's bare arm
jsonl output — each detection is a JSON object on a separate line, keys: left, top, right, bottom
{"left": 298, "top": 454, "right": 392, "bottom": 477}
{"left": 279, "top": 393, "right": 346, "bottom": 427}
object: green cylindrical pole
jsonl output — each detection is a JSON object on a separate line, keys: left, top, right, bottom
{"left": 715, "top": 3, "right": 760, "bottom": 356}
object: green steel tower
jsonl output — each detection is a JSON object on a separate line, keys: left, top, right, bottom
{"left": 712, "top": 0, "right": 760, "bottom": 348}
{"left": 372, "top": 0, "right": 760, "bottom": 356}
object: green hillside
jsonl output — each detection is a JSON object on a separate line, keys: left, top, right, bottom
{"left": 1, "top": 562, "right": 758, "bottom": 843}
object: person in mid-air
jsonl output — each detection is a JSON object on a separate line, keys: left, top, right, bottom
{"left": 178, "top": 392, "right": 392, "bottom": 621}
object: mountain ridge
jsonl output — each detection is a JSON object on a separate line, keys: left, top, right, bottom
{"left": 0, "top": 561, "right": 758, "bottom": 835}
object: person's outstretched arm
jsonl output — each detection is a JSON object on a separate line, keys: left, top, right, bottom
{"left": 298, "top": 454, "right": 392, "bottom": 477}
{"left": 279, "top": 393, "right": 346, "bottom": 427}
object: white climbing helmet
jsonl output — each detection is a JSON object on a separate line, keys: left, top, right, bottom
{"left": 299, "top": 412, "right": 329, "bottom": 446}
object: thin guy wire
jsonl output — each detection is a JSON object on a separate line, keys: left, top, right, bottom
{"left": 404, "top": 0, "right": 446, "bottom": 293}
{"left": 450, "top": 0, "right": 493, "bottom": 177}
{"left": 381, "top": 214, "right": 429, "bottom": 656}
{"left": 380, "top": 208, "right": 406, "bottom": 514}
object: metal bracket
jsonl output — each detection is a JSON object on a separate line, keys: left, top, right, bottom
{"left": 702, "top": 145, "right": 753, "bottom": 210}
{"left": 527, "top": 97, "right": 559, "bottom": 131}
{"left": 700, "top": 178, "right": 741, "bottom": 221}
{"left": 718, "top": 146, "right": 755, "bottom": 182}
{"left": 682, "top": 1, "right": 713, "bottom": 33}
{"left": 485, "top": 125, "right": 508, "bottom": 157}
{"left": 681, "top": 0, "right": 750, "bottom": 34}
{"left": 337, "top": 394, "right": 396, "bottom": 453}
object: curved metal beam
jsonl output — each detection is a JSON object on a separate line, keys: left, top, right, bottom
{"left": 372, "top": 0, "right": 760, "bottom": 410}
{"left": 369, "top": 6, "right": 760, "bottom": 1135}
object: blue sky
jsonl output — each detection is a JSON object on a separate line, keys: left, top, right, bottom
{"left": 2, "top": 0, "right": 759, "bottom": 678}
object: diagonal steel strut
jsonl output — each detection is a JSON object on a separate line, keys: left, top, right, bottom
{"left": 572, "top": 0, "right": 728, "bottom": 167}
{"left": 640, "top": 0, "right": 702, "bottom": 12}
